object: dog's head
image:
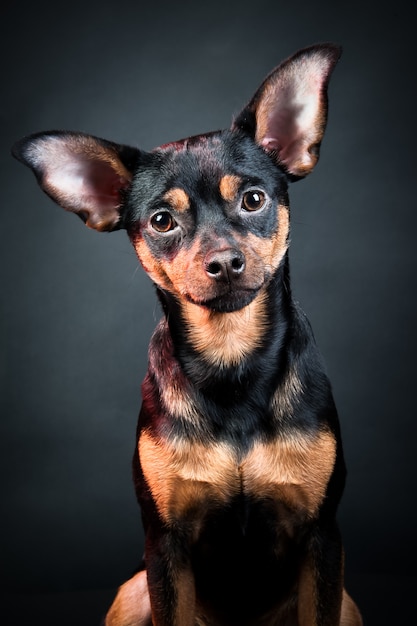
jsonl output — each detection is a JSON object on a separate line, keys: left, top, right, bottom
{"left": 12, "top": 44, "right": 340, "bottom": 314}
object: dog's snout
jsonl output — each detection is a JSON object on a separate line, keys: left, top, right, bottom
{"left": 205, "top": 249, "right": 245, "bottom": 281}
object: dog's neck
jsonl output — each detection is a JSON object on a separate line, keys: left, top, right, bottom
{"left": 180, "top": 292, "right": 270, "bottom": 368}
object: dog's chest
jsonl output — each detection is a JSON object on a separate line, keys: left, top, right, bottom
{"left": 139, "top": 428, "right": 336, "bottom": 527}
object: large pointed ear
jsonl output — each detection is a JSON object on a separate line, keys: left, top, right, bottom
{"left": 12, "top": 131, "right": 140, "bottom": 231}
{"left": 232, "top": 43, "right": 341, "bottom": 179}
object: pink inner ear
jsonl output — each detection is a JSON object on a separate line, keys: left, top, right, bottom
{"left": 79, "top": 159, "right": 131, "bottom": 204}
{"left": 260, "top": 105, "right": 300, "bottom": 152}
{"left": 253, "top": 49, "right": 338, "bottom": 177}
{"left": 75, "top": 159, "right": 132, "bottom": 229}
{"left": 257, "top": 85, "right": 323, "bottom": 176}
{"left": 36, "top": 140, "right": 133, "bottom": 231}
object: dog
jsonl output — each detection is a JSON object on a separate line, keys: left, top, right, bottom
{"left": 12, "top": 43, "right": 362, "bottom": 625}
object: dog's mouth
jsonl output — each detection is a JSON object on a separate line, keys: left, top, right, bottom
{"left": 186, "top": 286, "right": 261, "bottom": 313}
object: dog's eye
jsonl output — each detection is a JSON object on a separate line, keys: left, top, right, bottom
{"left": 150, "top": 211, "right": 177, "bottom": 233}
{"left": 241, "top": 190, "right": 266, "bottom": 212}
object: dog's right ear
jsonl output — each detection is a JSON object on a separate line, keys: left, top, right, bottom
{"left": 12, "top": 131, "right": 140, "bottom": 232}
{"left": 232, "top": 44, "right": 341, "bottom": 180}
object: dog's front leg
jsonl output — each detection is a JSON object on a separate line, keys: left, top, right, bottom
{"left": 297, "top": 524, "right": 345, "bottom": 626}
{"left": 146, "top": 528, "right": 196, "bottom": 626}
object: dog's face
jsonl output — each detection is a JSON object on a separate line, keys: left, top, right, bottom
{"left": 12, "top": 44, "right": 341, "bottom": 315}
{"left": 126, "top": 131, "right": 289, "bottom": 313}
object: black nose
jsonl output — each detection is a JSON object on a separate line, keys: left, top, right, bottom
{"left": 205, "top": 248, "right": 245, "bottom": 281}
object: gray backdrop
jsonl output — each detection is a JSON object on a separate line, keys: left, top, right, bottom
{"left": 1, "top": 0, "right": 416, "bottom": 614}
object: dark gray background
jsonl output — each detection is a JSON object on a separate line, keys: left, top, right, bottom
{"left": 1, "top": 0, "right": 416, "bottom": 624}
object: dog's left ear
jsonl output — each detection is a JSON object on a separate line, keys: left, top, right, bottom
{"left": 12, "top": 131, "right": 140, "bottom": 231}
{"left": 233, "top": 43, "right": 341, "bottom": 179}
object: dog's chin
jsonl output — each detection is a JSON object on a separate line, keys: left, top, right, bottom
{"left": 188, "top": 289, "right": 260, "bottom": 313}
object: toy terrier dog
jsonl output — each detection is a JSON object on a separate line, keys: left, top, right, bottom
{"left": 13, "top": 44, "right": 362, "bottom": 625}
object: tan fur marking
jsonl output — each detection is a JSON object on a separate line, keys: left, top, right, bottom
{"left": 139, "top": 431, "right": 240, "bottom": 524}
{"left": 163, "top": 187, "right": 190, "bottom": 212}
{"left": 105, "top": 570, "right": 151, "bottom": 626}
{"left": 174, "top": 568, "right": 196, "bottom": 626}
{"left": 242, "top": 429, "right": 336, "bottom": 516}
{"left": 219, "top": 174, "right": 242, "bottom": 202}
{"left": 270, "top": 364, "right": 304, "bottom": 420}
{"left": 146, "top": 321, "right": 202, "bottom": 424}
{"left": 297, "top": 560, "right": 318, "bottom": 626}
{"left": 340, "top": 590, "right": 363, "bottom": 626}
{"left": 133, "top": 235, "right": 202, "bottom": 299}
{"left": 160, "top": 378, "right": 201, "bottom": 423}
{"left": 235, "top": 204, "right": 289, "bottom": 275}
{"left": 270, "top": 204, "right": 290, "bottom": 268}
{"left": 298, "top": 553, "right": 363, "bottom": 626}
{"left": 133, "top": 235, "right": 175, "bottom": 291}
{"left": 140, "top": 427, "right": 335, "bottom": 525}
{"left": 182, "top": 290, "right": 270, "bottom": 367}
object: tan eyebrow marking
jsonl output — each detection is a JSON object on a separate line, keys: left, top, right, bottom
{"left": 163, "top": 188, "right": 190, "bottom": 212}
{"left": 219, "top": 174, "right": 242, "bottom": 202}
